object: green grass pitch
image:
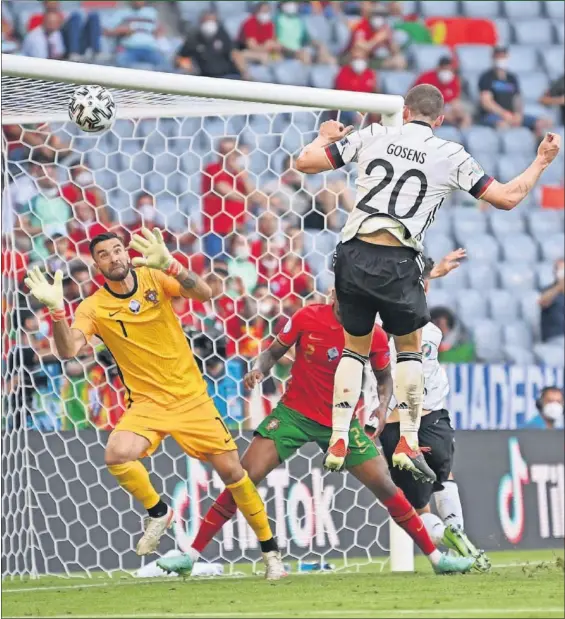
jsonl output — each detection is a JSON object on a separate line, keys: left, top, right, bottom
{"left": 3, "top": 549, "right": 564, "bottom": 619}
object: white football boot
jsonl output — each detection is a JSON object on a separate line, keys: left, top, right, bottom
{"left": 262, "top": 551, "right": 287, "bottom": 581}
{"left": 136, "top": 508, "right": 173, "bottom": 556}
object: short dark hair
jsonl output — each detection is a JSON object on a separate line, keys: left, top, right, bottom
{"left": 405, "top": 84, "right": 444, "bottom": 121}
{"left": 430, "top": 306, "right": 455, "bottom": 330}
{"left": 89, "top": 232, "right": 123, "bottom": 257}
{"left": 423, "top": 256, "right": 435, "bottom": 279}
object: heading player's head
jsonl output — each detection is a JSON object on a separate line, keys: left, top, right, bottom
{"left": 89, "top": 232, "right": 131, "bottom": 282}
{"left": 403, "top": 84, "right": 445, "bottom": 128}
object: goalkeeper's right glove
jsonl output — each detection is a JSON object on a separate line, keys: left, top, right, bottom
{"left": 24, "top": 267, "right": 65, "bottom": 317}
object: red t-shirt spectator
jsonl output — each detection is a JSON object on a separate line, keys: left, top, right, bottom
{"left": 61, "top": 183, "right": 99, "bottom": 208}
{"left": 240, "top": 14, "right": 275, "bottom": 46}
{"left": 349, "top": 18, "right": 393, "bottom": 52}
{"left": 335, "top": 64, "right": 377, "bottom": 93}
{"left": 414, "top": 69, "right": 460, "bottom": 104}
{"left": 202, "top": 162, "right": 248, "bottom": 236}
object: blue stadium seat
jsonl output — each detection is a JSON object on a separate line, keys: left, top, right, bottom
{"left": 457, "top": 45, "right": 493, "bottom": 74}
{"left": 518, "top": 73, "right": 550, "bottom": 105}
{"left": 94, "top": 170, "right": 117, "bottom": 191}
{"left": 332, "top": 20, "right": 352, "bottom": 55}
{"left": 420, "top": 1, "right": 459, "bottom": 17}
{"left": 543, "top": 46, "right": 565, "bottom": 79}
{"left": 427, "top": 288, "right": 456, "bottom": 311}
{"left": 489, "top": 207, "right": 526, "bottom": 238}
{"left": 462, "top": 71, "right": 484, "bottom": 102}
{"left": 156, "top": 118, "right": 180, "bottom": 138}
{"left": 456, "top": 289, "right": 488, "bottom": 327}
{"left": 410, "top": 44, "right": 452, "bottom": 72}
{"left": 451, "top": 207, "right": 488, "bottom": 244}
{"left": 178, "top": 1, "right": 212, "bottom": 24}
{"left": 429, "top": 210, "right": 451, "bottom": 235}
{"left": 494, "top": 18, "right": 513, "bottom": 46}
{"left": 247, "top": 64, "right": 275, "bottom": 83}
{"left": 536, "top": 261, "right": 557, "bottom": 289}
{"left": 555, "top": 20, "right": 564, "bottom": 44}
{"left": 503, "top": 320, "right": 533, "bottom": 348}
{"left": 498, "top": 156, "right": 532, "bottom": 183}
{"left": 504, "top": 345, "right": 534, "bottom": 364}
{"left": 435, "top": 126, "right": 462, "bottom": 143}
{"left": 465, "top": 234, "right": 500, "bottom": 262}
{"left": 513, "top": 19, "right": 554, "bottom": 45}
{"left": 292, "top": 111, "right": 320, "bottom": 132}
{"left": 546, "top": 0, "right": 565, "bottom": 19}
{"left": 438, "top": 262, "right": 468, "bottom": 291}
{"left": 118, "top": 171, "right": 142, "bottom": 193}
{"left": 310, "top": 64, "right": 339, "bottom": 89}
{"left": 154, "top": 152, "right": 179, "bottom": 175}
{"left": 272, "top": 60, "right": 309, "bottom": 86}
{"left": 504, "top": 0, "right": 542, "bottom": 18}
{"left": 381, "top": 71, "right": 417, "bottom": 95}
{"left": 131, "top": 152, "right": 154, "bottom": 175}
{"left": 423, "top": 232, "right": 454, "bottom": 264}
{"left": 507, "top": 46, "right": 538, "bottom": 73}
{"left": 540, "top": 233, "right": 565, "bottom": 262}
{"left": 473, "top": 320, "right": 504, "bottom": 362}
{"left": 213, "top": 0, "right": 248, "bottom": 18}
{"left": 473, "top": 153, "right": 499, "bottom": 179}
{"left": 488, "top": 289, "right": 520, "bottom": 322}
{"left": 533, "top": 343, "right": 564, "bottom": 365}
{"left": 461, "top": 1, "right": 501, "bottom": 18}
{"left": 468, "top": 262, "right": 499, "bottom": 290}
{"left": 223, "top": 13, "right": 248, "bottom": 41}
{"left": 519, "top": 290, "right": 541, "bottom": 331}
{"left": 540, "top": 161, "right": 565, "bottom": 185}
{"left": 145, "top": 172, "right": 166, "bottom": 195}
{"left": 527, "top": 210, "right": 564, "bottom": 242}
{"left": 498, "top": 263, "right": 536, "bottom": 290}
{"left": 304, "top": 14, "right": 333, "bottom": 45}
{"left": 501, "top": 234, "right": 539, "bottom": 263}
{"left": 463, "top": 126, "right": 501, "bottom": 155}
{"left": 107, "top": 189, "right": 131, "bottom": 212}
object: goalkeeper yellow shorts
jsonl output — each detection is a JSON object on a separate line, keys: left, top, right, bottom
{"left": 113, "top": 393, "right": 237, "bottom": 461}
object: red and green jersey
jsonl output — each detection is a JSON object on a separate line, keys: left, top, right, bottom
{"left": 277, "top": 304, "right": 390, "bottom": 428}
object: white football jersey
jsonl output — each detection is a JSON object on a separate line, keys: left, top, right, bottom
{"left": 326, "top": 121, "right": 493, "bottom": 252}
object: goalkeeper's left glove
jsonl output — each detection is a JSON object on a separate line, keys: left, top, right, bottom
{"left": 129, "top": 228, "right": 181, "bottom": 276}
{"left": 323, "top": 430, "right": 349, "bottom": 472}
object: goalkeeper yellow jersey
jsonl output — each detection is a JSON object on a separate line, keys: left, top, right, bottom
{"left": 71, "top": 267, "right": 207, "bottom": 407}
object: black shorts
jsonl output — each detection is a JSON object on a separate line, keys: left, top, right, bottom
{"left": 378, "top": 409, "right": 455, "bottom": 510}
{"left": 333, "top": 238, "right": 430, "bottom": 337}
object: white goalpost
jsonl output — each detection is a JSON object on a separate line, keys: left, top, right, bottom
{"left": 1, "top": 54, "right": 413, "bottom": 579}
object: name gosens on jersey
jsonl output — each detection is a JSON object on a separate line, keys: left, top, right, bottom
{"left": 325, "top": 121, "right": 494, "bottom": 252}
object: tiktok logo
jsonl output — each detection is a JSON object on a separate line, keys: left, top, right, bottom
{"left": 498, "top": 437, "right": 530, "bottom": 544}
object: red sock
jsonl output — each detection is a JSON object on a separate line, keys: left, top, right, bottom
{"left": 383, "top": 489, "right": 436, "bottom": 556}
{"left": 191, "top": 489, "right": 237, "bottom": 554}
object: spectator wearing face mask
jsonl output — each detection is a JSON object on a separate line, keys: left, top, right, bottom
{"left": 479, "top": 46, "right": 552, "bottom": 137}
{"left": 335, "top": 46, "right": 378, "bottom": 94}
{"left": 177, "top": 11, "right": 246, "bottom": 79}
{"left": 539, "top": 257, "right": 565, "bottom": 345}
{"left": 348, "top": 4, "right": 406, "bottom": 70}
{"left": 527, "top": 387, "right": 564, "bottom": 429}
{"left": 430, "top": 306, "right": 476, "bottom": 363}
{"left": 414, "top": 56, "right": 471, "bottom": 129}
{"left": 239, "top": 2, "right": 282, "bottom": 67}
{"left": 226, "top": 235, "right": 258, "bottom": 294}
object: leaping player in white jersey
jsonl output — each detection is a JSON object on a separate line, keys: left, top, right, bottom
{"left": 295, "top": 84, "right": 561, "bottom": 479}
{"left": 365, "top": 249, "right": 491, "bottom": 572}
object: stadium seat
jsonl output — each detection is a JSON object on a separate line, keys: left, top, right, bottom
{"left": 473, "top": 320, "right": 504, "bottom": 362}
{"left": 513, "top": 19, "right": 554, "bottom": 45}
{"left": 504, "top": 0, "right": 542, "bottom": 18}
{"left": 145, "top": 172, "right": 166, "bottom": 195}
{"left": 178, "top": 1, "right": 212, "bottom": 24}
{"left": 537, "top": 260, "right": 558, "bottom": 289}
{"left": 504, "top": 345, "right": 534, "bottom": 364}
{"left": 498, "top": 156, "right": 532, "bottom": 183}
{"left": 213, "top": 0, "right": 248, "bottom": 18}
{"left": 539, "top": 44, "right": 561, "bottom": 81}
{"left": 489, "top": 208, "right": 526, "bottom": 239}
{"left": 381, "top": 71, "right": 417, "bottom": 95}
{"left": 456, "top": 45, "right": 493, "bottom": 74}
{"left": 272, "top": 60, "right": 309, "bottom": 86}
{"left": 438, "top": 262, "right": 468, "bottom": 291}
{"left": 533, "top": 343, "right": 564, "bottom": 365}
{"left": 540, "top": 233, "right": 565, "bottom": 262}
{"left": 527, "top": 209, "right": 564, "bottom": 242}
{"left": 463, "top": 126, "right": 501, "bottom": 155}
{"left": 539, "top": 161, "right": 565, "bottom": 185}
{"left": 410, "top": 44, "right": 452, "bottom": 72}
{"left": 132, "top": 152, "right": 154, "bottom": 175}
{"left": 503, "top": 320, "right": 533, "bottom": 348}
{"left": 498, "top": 263, "right": 536, "bottom": 290}
{"left": 494, "top": 18, "right": 513, "bottom": 46}
{"left": 461, "top": 0, "right": 501, "bottom": 18}
{"left": 451, "top": 207, "right": 488, "bottom": 244}
{"left": 423, "top": 232, "right": 455, "bottom": 264}
{"left": 304, "top": 14, "right": 333, "bottom": 45}
{"left": 488, "top": 289, "right": 520, "bottom": 322}
{"left": 519, "top": 289, "right": 541, "bottom": 340}
{"left": 468, "top": 262, "right": 499, "bottom": 290}
{"left": 507, "top": 46, "right": 539, "bottom": 73}
{"left": 427, "top": 210, "right": 451, "bottom": 237}
{"left": 94, "top": 170, "right": 118, "bottom": 191}
{"left": 223, "top": 13, "right": 248, "bottom": 41}
{"left": 555, "top": 20, "right": 564, "bottom": 44}
{"left": 456, "top": 289, "right": 488, "bottom": 327}
{"left": 420, "top": 1, "right": 459, "bottom": 17}
{"left": 435, "top": 126, "right": 463, "bottom": 143}
{"left": 465, "top": 234, "right": 500, "bottom": 262}
{"left": 310, "top": 64, "right": 339, "bottom": 90}
{"left": 427, "top": 288, "right": 456, "bottom": 311}
{"left": 518, "top": 73, "right": 550, "bottom": 105}
{"left": 546, "top": 0, "right": 565, "bottom": 20}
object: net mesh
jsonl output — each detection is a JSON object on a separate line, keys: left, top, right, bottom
{"left": 2, "top": 75, "right": 394, "bottom": 579}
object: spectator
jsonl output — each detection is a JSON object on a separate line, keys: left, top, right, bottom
{"left": 430, "top": 306, "right": 476, "bottom": 362}
{"left": 526, "top": 387, "right": 564, "bottom": 429}
{"left": 204, "top": 356, "right": 245, "bottom": 427}
{"left": 539, "top": 257, "right": 564, "bottom": 344}
{"left": 540, "top": 74, "right": 565, "bottom": 127}
{"left": 414, "top": 56, "right": 471, "bottom": 129}
{"left": 61, "top": 166, "right": 107, "bottom": 214}
{"left": 478, "top": 46, "right": 552, "bottom": 137}
{"left": 27, "top": 1, "right": 102, "bottom": 61}
{"left": 3, "top": 124, "right": 71, "bottom": 165}
{"left": 2, "top": 15, "right": 19, "bottom": 54}
{"left": 239, "top": 2, "right": 282, "bottom": 67}
{"left": 250, "top": 211, "right": 286, "bottom": 261}
{"left": 68, "top": 200, "right": 113, "bottom": 257}
{"left": 227, "top": 234, "right": 259, "bottom": 294}
{"left": 348, "top": 3, "right": 406, "bottom": 70}
{"left": 335, "top": 45, "right": 377, "bottom": 94}
{"left": 105, "top": 0, "right": 165, "bottom": 69}
{"left": 65, "top": 261, "right": 95, "bottom": 313}
{"left": 44, "top": 233, "right": 75, "bottom": 277}
{"left": 177, "top": 11, "right": 246, "bottom": 79}
{"left": 274, "top": 1, "right": 334, "bottom": 65}
{"left": 22, "top": 11, "right": 65, "bottom": 59}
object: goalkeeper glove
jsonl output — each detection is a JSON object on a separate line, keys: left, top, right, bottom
{"left": 129, "top": 227, "right": 181, "bottom": 276}
{"left": 24, "top": 267, "right": 64, "bottom": 315}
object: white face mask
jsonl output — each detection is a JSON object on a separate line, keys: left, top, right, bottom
{"left": 257, "top": 11, "right": 271, "bottom": 24}
{"left": 494, "top": 58, "right": 508, "bottom": 70}
{"left": 282, "top": 3, "right": 298, "bottom": 15}
{"left": 201, "top": 20, "right": 218, "bottom": 37}
{"left": 237, "top": 154, "right": 249, "bottom": 169}
{"left": 43, "top": 186, "right": 59, "bottom": 198}
{"left": 140, "top": 204, "right": 155, "bottom": 220}
{"left": 75, "top": 171, "right": 93, "bottom": 187}
{"left": 556, "top": 268, "right": 564, "bottom": 280}
{"left": 351, "top": 58, "right": 367, "bottom": 74}
{"left": 438, "top": 69, "right": 454, "bottom": 84}
{"left": 234, "top": 245, "right": 250, "bottom": 259}
{"left": 38, "top": 319, "right": 50, "bottom": 338}
{"left": 543, "top": 402, "right": 563, "bottom": 422}
{"left": 259, "top": 300, "right": 275, "bottom": 315}
{"left": 371, "top": 16, "right": 386, "bottom": 29}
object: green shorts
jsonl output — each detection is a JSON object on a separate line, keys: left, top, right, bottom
{"left": 254, "top": 402, "right": 379, "bottom": 468}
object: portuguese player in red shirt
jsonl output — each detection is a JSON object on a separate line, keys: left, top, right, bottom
{"left": 158, "top": 293, "right": 475, "bottom": 577}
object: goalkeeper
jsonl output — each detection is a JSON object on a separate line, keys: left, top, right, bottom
{"left": 157, "top": 290, "right": 475, "bottom": 577}
{"left": 24, "top": 229, "right": 285, "bottom": 580}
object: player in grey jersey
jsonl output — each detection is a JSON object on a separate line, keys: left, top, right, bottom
{"left": 295, "top": 84, "right": 561, "bottom": 479}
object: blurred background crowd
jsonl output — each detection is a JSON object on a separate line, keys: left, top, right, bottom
{"left": 1, "top": 0, "right": 564, "bottom": 433}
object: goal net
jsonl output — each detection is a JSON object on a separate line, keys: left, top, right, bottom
{"left": 1, "top": 55, "right": 409, "bottom": 579}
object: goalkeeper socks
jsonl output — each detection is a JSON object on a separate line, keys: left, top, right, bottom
{"left": 332, "top": 350, "right": 367, "bottom": 436}
{"left": 192, "top": 489, "right": 237, "bottom": 554}
{"left": 420, "top": 512, "right": 447, "bottom": 547}
{"left": 147, "top": 499, "right": 168, "bottom": 518}
{"left": 107, "top": 461, "right": 161, "bottom": 510}
{"left": 227, "top": 471, "right": 274, "bottom": 544}
{"left": 435, "top": 480, "right": 464, "bottom": 529}
{"left": 395, "top": 352, "right": 423, "bottom": 447}
{"left": 383, "top": 489, "right": 437, "bottom": 557}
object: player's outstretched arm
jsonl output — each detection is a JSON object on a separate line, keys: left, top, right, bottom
{"left": 429, "top": 249, "right": 466, "bottom": 279}
{"left": 24, "top": 267, "right": 86, "bottom": 359}
{"left": 129, "top": 227, "right": 212, "bottom": 301}
{"left": 244, "top": 339, "right": 291, "bottom": 389}
{"left": 481, "top": 133, "right": 561, "bottom": 211}
{"left": 295, "top": 120, "right": 353, "bottom": 174}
